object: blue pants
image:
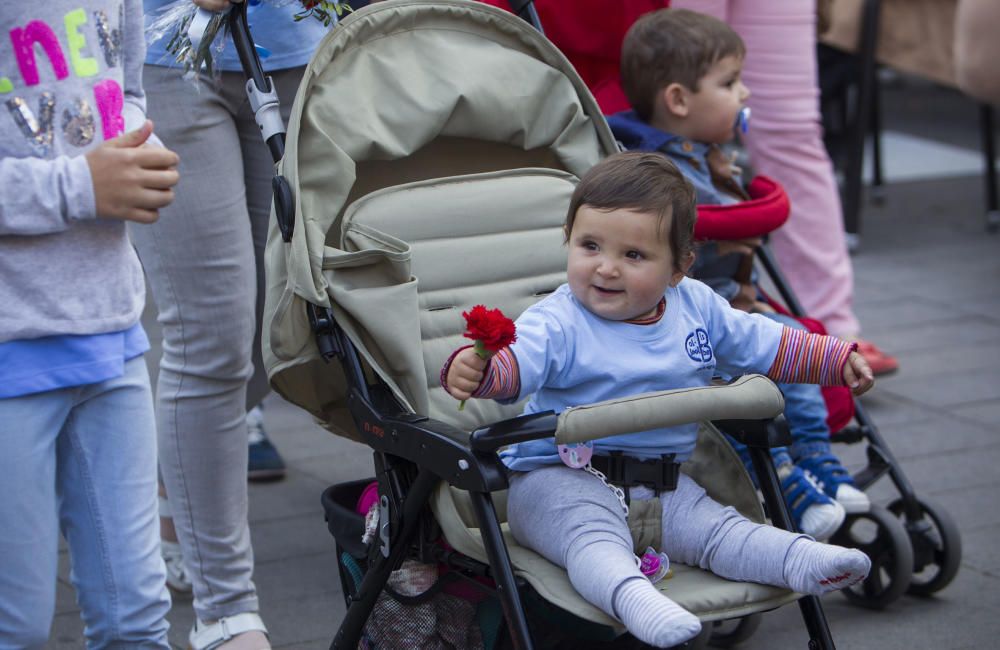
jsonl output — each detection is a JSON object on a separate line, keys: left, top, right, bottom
{"left": 729, "top": 312, "right": 833, "bottom": 473}
{"left": 0, "top": 358, "right": 170, "bottom": 649}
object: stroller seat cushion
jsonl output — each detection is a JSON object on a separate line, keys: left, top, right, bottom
{"left": 336, "top": 168, "right": 579, "bottom": 429}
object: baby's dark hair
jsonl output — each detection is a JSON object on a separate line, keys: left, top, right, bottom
{"left": 621, "top": 8, "right": 746, "bottom": 122}
{"left": 566, "top": 152, "right": 696, "bottom": 272}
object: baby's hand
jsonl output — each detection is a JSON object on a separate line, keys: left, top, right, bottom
{"left": 87, "top": 121, "right": 179, "bottom": 224}
{"left": 446, "top": 347, "right": 488, "bottom": 401}
{"left": 842, "top": 351, "right": 874, "bottom": 395}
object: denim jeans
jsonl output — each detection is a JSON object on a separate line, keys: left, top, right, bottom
{"left": 129, "top": 64, "right": 305, "bottom": 621}
{"left": 727, "top": 312, "right": 833, "bottom": 477}
{"left": 0, "top": 357, "right": 170, "bottom": 649}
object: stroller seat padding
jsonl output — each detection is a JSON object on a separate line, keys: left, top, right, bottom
{"left": 434, "top": 423, "right": 800, "bottom": 627}
{"left": 555, "top": 374, "right": 784, "bottom": 445}
{"left": 334, "top": 168, "right": 577, "bottom": 431}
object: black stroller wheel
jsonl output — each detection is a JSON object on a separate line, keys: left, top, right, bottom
{"left": 707, "top": 613, "right": 762, "bottom": 648}
{"left": 830, "top": 504, "right": 914, "bottom": 609}
{"left": 887, "top": 497, "right": 963, "bottom": 596}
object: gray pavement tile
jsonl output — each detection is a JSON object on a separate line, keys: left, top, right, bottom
{"left": 253, "top": 551, "right": 342, "bottom": 604}
{"left": 293, "top": 449, "right": 377, "bottom": 487}
{"left": 877, "top": 366, "right": 1000, "bottom": 409}
{"left": 54, "top": 581, "right": 79, "bottom": 616}
{"left": 853, "top": 390, "right": 941, "bottom": 427}
{"left": 957, "top": 524, "right": 1000, "bottom": 577}
{"left": 250, "top": 513, "right": 336, "bottom": 564}
{"left": 253, "top": 593, "right": 345, "bottom": 648}
{"left": 871, "top": 446, "right": 1000, "bottom": 496}
{"left": 870, "top": 341, "right": 1000, "bottom": 379}
{"left": 859, "top": 317, "right": 1000, "bottom": 355}
{"left": 874, "top": 411, "right": 999, "bottom": 460}
{"left": 47, "top": 612, "right": 86, "bottom": 649}
{"left": 846, "top": 294, "right": 978, "bottom": 334}
{"left": 247, "top": 472, "right": 331, "bottom": 525}
{"left": 951, "top": 399, "right": 1000, "bottom": 429}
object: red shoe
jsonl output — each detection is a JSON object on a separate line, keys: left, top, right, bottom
{"left": 854, "top": 339, "right": 899, "bottom": 377}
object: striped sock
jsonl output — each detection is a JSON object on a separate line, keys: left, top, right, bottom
{"left": 612, "top": 577, "right": 702, "bottom": 648}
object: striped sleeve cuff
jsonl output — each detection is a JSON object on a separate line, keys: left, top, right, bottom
{"left": 767, "top": 328, "right": 858, "bottom": 386}
{"left": 473, "top": 347, "right": 520, "bottom": 400}
{"left": 439, "top": 346, "right": 521, "bottom": 401}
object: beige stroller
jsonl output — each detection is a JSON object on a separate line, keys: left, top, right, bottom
{"left": 227, "top": 0, "right": 841, "bottom": 646}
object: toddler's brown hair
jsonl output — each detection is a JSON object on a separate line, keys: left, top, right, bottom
{"left": 621, "top": 9, "right": 745, "bottom": 122}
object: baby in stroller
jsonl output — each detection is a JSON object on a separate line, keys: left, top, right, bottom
{"left": 607, "top": 8, "right": 871, "bottom": 541}
{"left": 442, "top": 152, "right": 873, "bottom": 648}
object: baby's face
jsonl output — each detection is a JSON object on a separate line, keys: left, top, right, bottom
{"left": 566, "top": 205, "right": 684, "bottom": 321}
{"left": 683, "top": 55, "right": 749, "bottom": 145}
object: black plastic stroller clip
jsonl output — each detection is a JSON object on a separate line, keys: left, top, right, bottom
{"left": 307, "top": 302, "right": 341, "bottom": 362}
{"left": 272, "top": 175, "right": 295, "bottom": 242}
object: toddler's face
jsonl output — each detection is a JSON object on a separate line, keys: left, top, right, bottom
{"left": 682, "top": 55, "right": 749, "bottom": 144}
{"left": 566, "top": 205, "right": 685, "bottom": 321}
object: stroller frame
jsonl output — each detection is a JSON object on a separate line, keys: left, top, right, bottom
{"left": 223, "top": 2, "right": 841, "bottom": 647}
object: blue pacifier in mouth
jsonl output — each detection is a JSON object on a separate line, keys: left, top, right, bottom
{"left": 736, "top": 106, "right": 751, "bottom": 134}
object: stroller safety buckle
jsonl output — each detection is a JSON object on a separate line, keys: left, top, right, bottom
{"left": 590, "top": 453, "right": 680, "bottom": 493}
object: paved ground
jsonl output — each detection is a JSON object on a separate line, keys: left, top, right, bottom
{"left": 50, "top": 78, "right": 1000, "bottom": 649}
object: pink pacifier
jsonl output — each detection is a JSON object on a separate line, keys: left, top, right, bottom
{"left": 640, "top": 547, "right": 671, "bottom": 583}
{"left": 558, "top": 443, "right": 593, "bottom": 469}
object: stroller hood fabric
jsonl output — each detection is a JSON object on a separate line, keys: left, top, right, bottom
{"left": 262, "top": 0, "right": 617, "bottom": 438}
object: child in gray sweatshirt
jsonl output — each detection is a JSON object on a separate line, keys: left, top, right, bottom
{"left": 0, "top": 1, "right": 178, "bottom": 646}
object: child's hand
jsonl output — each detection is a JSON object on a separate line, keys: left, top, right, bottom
{"left": 842, "top": 351, "right": 875, "bottom": 395}
{"left": 446, "top": 347, "right": 488, "bottom": 401}
{"left": 86, "top": 121, "right": 179, "bottom": 224}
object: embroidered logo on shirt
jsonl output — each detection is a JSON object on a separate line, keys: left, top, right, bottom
{"left": 685, "top": 328, "right": 713, "bottom": 363}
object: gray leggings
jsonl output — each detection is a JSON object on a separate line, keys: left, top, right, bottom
{"left": 508, "top": 465, "right": 804, "bottom": 616}
{"left": 130, "top": 64, "right": 304, "bottom": 621}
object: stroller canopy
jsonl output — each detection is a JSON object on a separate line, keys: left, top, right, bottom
{"left": 263, "top": 0, "right": 618, "bottom": 437}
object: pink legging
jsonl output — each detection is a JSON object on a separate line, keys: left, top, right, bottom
{"left": 673, "top": 0, "right": 860, "bottom": 336}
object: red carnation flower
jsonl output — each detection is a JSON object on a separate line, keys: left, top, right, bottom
{"left": 456, "top": 305, "right": 516, "bottom": 411}
{"left": 462, "top": 305, "right": 517, "bottom": 355}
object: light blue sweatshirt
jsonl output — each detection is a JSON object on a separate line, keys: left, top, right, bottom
{"left": 499, "top": 280, "right": 784, "bottom": 470}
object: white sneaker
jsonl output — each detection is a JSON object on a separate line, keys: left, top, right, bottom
{"left": 779, "top": 463, "right": 846, "bottom": 541}
{"left": 834, "top": 483, "right": 871, "bottom": 514}
{"left": 799, "top": 499, "right": 846, "bottom": 541}
{"left": 161, "top": 539, "right": 192, "bottom": 595}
